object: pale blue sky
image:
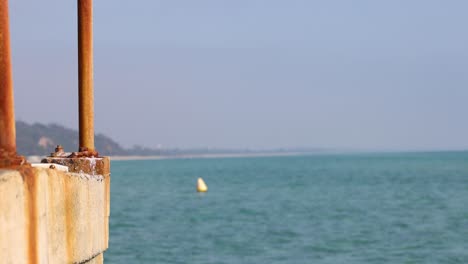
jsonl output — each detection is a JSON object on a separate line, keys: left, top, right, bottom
{"left": 9, "top": 1, "right": 468, "bottom": 150}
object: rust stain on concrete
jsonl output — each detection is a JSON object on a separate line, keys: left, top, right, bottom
{"left": 19, "top": 167, "right": 39, "bottom": 264}
{"left": 1, "top": 158, "right": 110, "bottom": 263}
{"left": 42, "top": 157, "right": 109, "bottom": 176}
{"left": 63, "top": 172, "right": 75, "bottom": 262}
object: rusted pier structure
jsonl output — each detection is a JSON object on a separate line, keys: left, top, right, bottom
{"left": 0, "top": 0, "right": 110, "bottom": 263}
{"left": 0, "top": 0, "right": 25, "bottom": 167}
{"left": 78, "top": 0, "right": 95, "bottom": 152}
{"left": 0, "top": 0, "right": 15, "bottom": 154}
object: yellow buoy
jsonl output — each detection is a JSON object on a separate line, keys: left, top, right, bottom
{"left": 197, "top": 177, "right": 208, "bottom": 192}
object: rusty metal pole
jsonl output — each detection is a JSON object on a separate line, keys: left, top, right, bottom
{"left": 0, "top": 0, "right": 16, "bottom": 155}
{"left": 78, "top": 0, "right": 94, "bottom": 152}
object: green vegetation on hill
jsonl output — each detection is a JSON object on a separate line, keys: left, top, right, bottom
{"left": 15, "top": 121, "right": 240, "bottom": 156}
{"left": 16, "top": 121, "right": 127, "bottom": 156}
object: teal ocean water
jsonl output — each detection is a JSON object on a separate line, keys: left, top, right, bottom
{"left": 106, "top": 152, "right": 468, "bottom": 263}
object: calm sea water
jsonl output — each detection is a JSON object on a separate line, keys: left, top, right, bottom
{"left": 106, "top": 152, "right": 468, "bottom": 263}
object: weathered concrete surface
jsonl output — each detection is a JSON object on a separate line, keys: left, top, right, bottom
{"left": 42, "top": 157, "right": 109, "bottom": 176}
{"left": 0, "top": 161, "right": 110, "bottom": 264}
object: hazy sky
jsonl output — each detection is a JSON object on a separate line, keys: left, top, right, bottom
{"left": 8, "top": 1, "right": 468, "bottom": 150}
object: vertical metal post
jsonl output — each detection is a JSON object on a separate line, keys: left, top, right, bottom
{"left": 78, "top": 0, "right": 94, "bottom": 151}
{"left": 0, "top": 0, "right": 16, "bottom": 155}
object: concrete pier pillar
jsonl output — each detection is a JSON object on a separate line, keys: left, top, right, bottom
{"left": 0, "top": 0, "right": 16, "bottom": 155}
{"left": 78, "top": 0, "right": 95, "bottom": 151}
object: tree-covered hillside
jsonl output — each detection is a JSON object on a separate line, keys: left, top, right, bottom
{"left": 16, "top": 121, "right": 128, "bottom": 156}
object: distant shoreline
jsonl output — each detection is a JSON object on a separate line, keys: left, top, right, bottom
{"left": 28, "top": 149, "right": 468, "bottom": 163}
{"left": 109, "top": 152, "right": 309, "bottom": 161}
{"left": 26, "top": 152, "right": 310, "bottom": 163}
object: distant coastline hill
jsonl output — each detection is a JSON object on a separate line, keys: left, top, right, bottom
{"left": 16, "top": 121, "right": 127, "bottom": 156}
{"left": 14, "top": 121, "right": 253, "bottom": 157}
{"left": 15, "top": 121, "right": 325, "bottom": 157}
